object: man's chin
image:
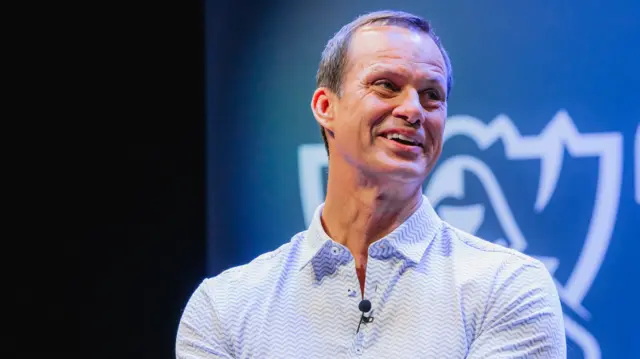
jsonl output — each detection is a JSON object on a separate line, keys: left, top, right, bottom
{"left": 369, "top": 158, "right": 428, "bottom": 182}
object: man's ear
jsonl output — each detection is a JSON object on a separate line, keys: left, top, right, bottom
{"left": 311, "top": 87, "right": 337, "bottom": 136}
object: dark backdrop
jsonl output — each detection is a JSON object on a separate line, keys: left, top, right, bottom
{"left": 52, "top": 2, "right": 209, "bottom": 358}
{"left": 117, "top": 2, "right": 206, "bottom": 357}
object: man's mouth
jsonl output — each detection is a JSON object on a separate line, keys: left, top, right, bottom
{"left": 381, "top": 133, "right": 422, "bottom": 147}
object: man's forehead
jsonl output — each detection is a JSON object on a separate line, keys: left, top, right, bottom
{"left": 354, "top": 24, "right": 427, "bottom": 43}
{"left": 346, "top": 25, "right": 446, "bottom": 76}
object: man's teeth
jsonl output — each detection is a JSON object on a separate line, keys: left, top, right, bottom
{"left": 385, "top": 133, "right": 418, "bottom": 145}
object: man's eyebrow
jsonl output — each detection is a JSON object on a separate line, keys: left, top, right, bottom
{"left": 367, "top": 66, "right": 445, "bottom": 86}
{"left": 421, "top": 76, "right": 446, "bottom": 87}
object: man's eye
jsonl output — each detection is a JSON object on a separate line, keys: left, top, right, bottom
{"left": 423, "top": 89, "right": 442, "bottom": 101}
{"left": 375, "top": 80, "right": 398, "bottom": 91}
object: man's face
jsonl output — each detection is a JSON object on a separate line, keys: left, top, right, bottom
{"left": 330, "top": 25, "right": 448, "bottom": 182}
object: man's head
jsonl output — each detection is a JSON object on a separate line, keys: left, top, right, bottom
{"left": 311, "top": 10, "right": 453, "bottom": 183}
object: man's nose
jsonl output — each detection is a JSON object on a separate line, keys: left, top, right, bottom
{"left": 392, "top": 89, "right": 424, "bottom": 126}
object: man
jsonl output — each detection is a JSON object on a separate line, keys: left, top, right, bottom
{"left": 177, "top": 10, "right": 566, "bottom": 358}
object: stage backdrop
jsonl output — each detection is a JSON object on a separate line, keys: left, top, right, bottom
{"left": 205, "top": 1, "right": 639, "bottom": 358}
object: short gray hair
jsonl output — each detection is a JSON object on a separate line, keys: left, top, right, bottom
{"left": 315, "top": 10, "right": 454, "bottom": 156}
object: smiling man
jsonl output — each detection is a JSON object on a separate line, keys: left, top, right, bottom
{"left": 177, "top": 10, "right": 566, "bottom": 358}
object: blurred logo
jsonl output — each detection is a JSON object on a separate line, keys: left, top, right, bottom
{"left": 297, "top": 110, "right": 624, "bottom": 359}
{"left": 425, "top": 110, "right": 623, "bottom": 359}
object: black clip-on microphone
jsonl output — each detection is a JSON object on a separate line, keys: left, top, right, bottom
{"left": 356, "top": 299, "right": 374, "bottom": 334}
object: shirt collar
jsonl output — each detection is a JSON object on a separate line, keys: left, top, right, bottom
{"left": 298, "top": 195, "right": 443, "bottom": 271}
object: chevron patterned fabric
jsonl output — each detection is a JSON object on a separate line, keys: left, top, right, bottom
{"left": 177, "top": 196, "right": 566, "bottom": 358}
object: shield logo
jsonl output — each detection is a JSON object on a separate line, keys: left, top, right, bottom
{"left": 297, "top": 110, "right": 623, "bottom": 359}
{"left": 424, "top": 110, "right": 623, "bottom": 359}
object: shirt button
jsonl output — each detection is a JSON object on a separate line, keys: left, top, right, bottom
{"left": 355, "top": 347, "right": 363, "bottom": 355}
{"left": 331, "top": 247, "right": 340, "bottom": 255}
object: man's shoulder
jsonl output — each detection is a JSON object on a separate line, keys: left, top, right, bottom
{"left": 441, "top": 222, "right": 559, "bottom": 310}
{"left": 443, "top": 222, "right": 544, "bottom": 267}
{"left": 202, "top": 230, "right": 307, "bottom": 295}
{"left": 441, "top": 222, "right": 549, "bottom": 278}
{"left": 438, "top": 225, "right": 565, "bottom": 356}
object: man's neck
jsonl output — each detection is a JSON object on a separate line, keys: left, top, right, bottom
{"left": 320, "top": 158, "right": 424, "bottom": 272}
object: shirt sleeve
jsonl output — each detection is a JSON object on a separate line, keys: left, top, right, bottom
{"left": 466, "top": 260, "right": 567, "bottom": 359}
{"left": 176, "top": 279, "right": 235, "bottom": 359}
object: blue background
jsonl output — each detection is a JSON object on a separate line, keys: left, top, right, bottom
{"left": 206, "top": 1, "right": 639, "bottom": 357}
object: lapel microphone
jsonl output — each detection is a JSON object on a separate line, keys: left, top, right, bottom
{"left": 356, "top": 299, "right": 374, "bottom": 334}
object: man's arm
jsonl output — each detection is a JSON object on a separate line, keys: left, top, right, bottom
{"left": 176, "top": 280, "right": 235, "bottom": 359}
{"left": 466, "top": 260, "right": 566, "bottom": 358}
